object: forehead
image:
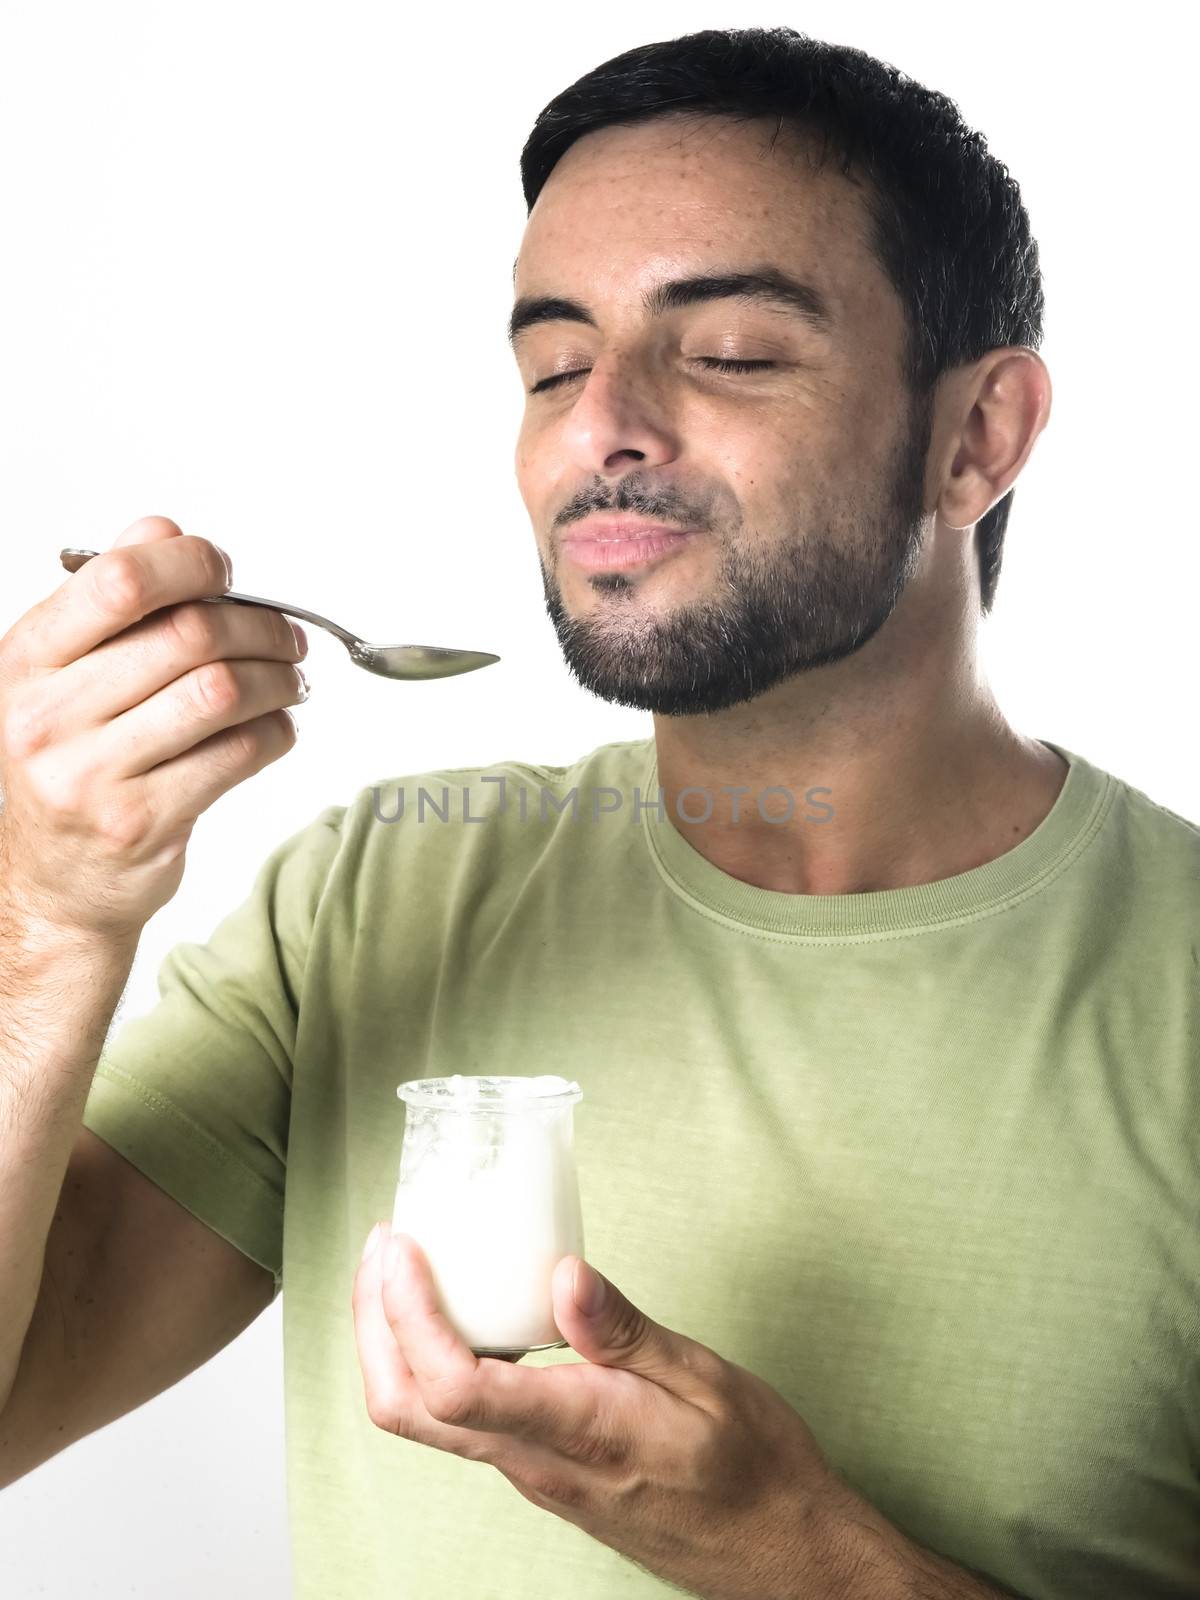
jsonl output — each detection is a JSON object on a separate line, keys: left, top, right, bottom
{"left": 515, "top": 114, "right": 876, "bottom": 296}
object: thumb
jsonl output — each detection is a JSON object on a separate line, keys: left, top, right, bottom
{"left": 110, "top": 514, "right": 186, "bottom": 549}
{"left": 552, "top": 1255, "right": 721, "bottom": 1404}
{"left": 108, "top": 514, "right": 232, "bottom": 590}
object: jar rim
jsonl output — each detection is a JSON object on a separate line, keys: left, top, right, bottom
{"left": 396, "top": 1073, "right": 583, "bottom": 1111}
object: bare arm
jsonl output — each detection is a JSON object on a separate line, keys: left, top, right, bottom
{"left": 1, "top": 1120, "right": 273, "bottom": 1488}
{"left": 796, "top": 1496, "right": 1035, "bottom": 1599}
{"left": 0, "top": 912, "right": 141, "bottom": 1412}
{"left": 0, "top": 514, "right": 306, "bottom": 1475}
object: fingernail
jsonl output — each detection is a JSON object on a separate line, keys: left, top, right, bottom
{"left": 289, "top": 620, "right": 308, "bottom": 656}
{"left": 361, "top": 1223, "right": 383, "bottom": 1263}
{"left": 214, "top": 545, "right": 233, "bottom": 587}
{"left": 573, "top": 1259, "right": 606, "bottom": 1317}
{"left": 382, "top": 1233, "right": 403, "bottom": 1282}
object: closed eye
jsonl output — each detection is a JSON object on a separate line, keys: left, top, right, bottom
{"left": 528, "top": 358, "right": 778, "bottom": 396}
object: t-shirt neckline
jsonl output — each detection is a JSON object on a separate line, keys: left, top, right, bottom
{"left": 638, "top": 738, "right": 1113, "bottom": 939}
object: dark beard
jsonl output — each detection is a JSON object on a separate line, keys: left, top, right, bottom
{"left": 539, "top": 386, "right": 935, "bottom": 718}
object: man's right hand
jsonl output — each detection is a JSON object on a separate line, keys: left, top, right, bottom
{"left": 0, "top": 515, "right": 311, "bottom": 942}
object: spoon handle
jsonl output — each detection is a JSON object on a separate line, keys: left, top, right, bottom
{"left": 59, "top": 548, "right": 360, "bottom": 648}
{"left": 196, "top": 589, "right": 360, "bottom": 647}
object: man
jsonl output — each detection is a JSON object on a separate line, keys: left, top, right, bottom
{"left": 1, "top": 25, "right": 1195, "bottom": 1600}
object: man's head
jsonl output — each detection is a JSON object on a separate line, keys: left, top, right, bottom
{"left": 510, "top": 28, "right": 1048, "bottom": 716}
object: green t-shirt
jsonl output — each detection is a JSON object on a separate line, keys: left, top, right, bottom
{"left": 80, "top": 735, "right": 1200, "bottom": 1599}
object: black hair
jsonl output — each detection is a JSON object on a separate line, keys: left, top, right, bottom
{"left": 518, "top": 26, "right": 1045, "bottom": 615}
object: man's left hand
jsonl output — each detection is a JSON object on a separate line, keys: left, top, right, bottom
{"left": 351, "top": 1221, "right": 872, "bottom": 1600}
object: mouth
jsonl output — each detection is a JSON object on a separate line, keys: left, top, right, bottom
{"left": 560, "top": 520, "right": 700, "bottom": 574}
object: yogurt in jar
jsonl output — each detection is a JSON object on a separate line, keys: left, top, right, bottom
{"left": 391, "top": 1074, "right": 585, "bottom": 1352}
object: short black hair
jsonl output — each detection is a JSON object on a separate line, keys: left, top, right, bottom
{"left": 518, "top": 26, "right": 1046, "bottom": 616}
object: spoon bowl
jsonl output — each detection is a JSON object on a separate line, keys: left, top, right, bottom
{"left": 58, "top": 548, "right": 500, "bottom": 682}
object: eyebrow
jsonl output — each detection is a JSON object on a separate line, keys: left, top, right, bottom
{"left": 507, "top": 266, "right": 836, "bottom": 347}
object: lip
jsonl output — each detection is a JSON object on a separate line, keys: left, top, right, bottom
{"left": 564, "top": 517, "right": 701, "bottom": 540}
{"left": 560, "top": 518, "right": 700, "bottom": 573}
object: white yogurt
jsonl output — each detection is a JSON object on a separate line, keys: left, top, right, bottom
{"left": 391, "top": 1075, "right": 584, "bottom": 1351}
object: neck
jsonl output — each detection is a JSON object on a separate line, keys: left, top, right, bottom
{"left": 651, "top": 596, "right": 1067, "bottom": 898}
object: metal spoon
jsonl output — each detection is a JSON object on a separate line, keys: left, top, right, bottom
{"left": 58, "top": 548, "right": 500, "bottom": 682}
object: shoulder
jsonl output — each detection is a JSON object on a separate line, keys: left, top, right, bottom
{"left": 1078, "top": 752, "right": 1200, "bottom": 927}
{"left": 1105, "top": 765, "right": 1200, "bottom": 859}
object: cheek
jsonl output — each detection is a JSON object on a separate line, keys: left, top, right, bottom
{"left": 701, "top": 409, "right": 816, "bottom": 514}
{"left": 513, "top": 416, "right": 533, "bottom": 480}
{"left": 768, "top": 379, "right": 901, "bottom": 512}
{"left": 824, "top": 376, "right": 906, "bottom": 479}
{"left": 513, "top": 424, "right": 547, "bottom": 509}
{"left": 724, "top": 446, "right": 843, "bottom": 551}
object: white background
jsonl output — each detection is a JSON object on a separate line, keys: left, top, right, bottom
{"left": 1, "top": 1, "right": 1195, "bottom": 1594}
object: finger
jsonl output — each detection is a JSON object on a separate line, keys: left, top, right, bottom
{"left": 100, "top": 656, "right": 309, "bottom": 778}
{"left": 377, "top": 1231, "right": 492, "bottom": 1419}
{"left": 352, "top": 1223, "right": 522, "bottom": 1467}
{"left": 352, "top": 1221, "right": 414, "bottom": 1383}
{"left": 550, "top": 1255, "right": 729, "bottom": 1411}
{"left": 107, "top": 515, "right": 230, "bottom": 591}
{"left": 110, "top": 514, "right": 187, "bottom": 548}
{"left": 128, "top": 707, "right": 300, "bottom": 826}
{"left": 15, "top": 596, "right": 307, "bottom": 754}
{"left": 381, "top": 1232, "right": 629, "bottom": 1461}
{"left": 25, "top": 531, "right": 231, "bottom": 672}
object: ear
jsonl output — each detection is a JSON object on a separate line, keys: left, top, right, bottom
{"left": 937, "top": 349, "right": 1052, "bottom": 531}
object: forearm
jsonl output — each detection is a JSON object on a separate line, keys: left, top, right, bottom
{"left": 798, "top": 1488, "right": 1032, "bottom": 1600}
{"left": 0, "top": 901, "right": 139, "bottom": 1408}
{"left": 679, "top": 1477, "right": 1031, "bottom": 1600}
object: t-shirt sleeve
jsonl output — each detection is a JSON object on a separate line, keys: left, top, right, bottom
{"left": 79, "top": 803, "right": 346, "bottom": 1299}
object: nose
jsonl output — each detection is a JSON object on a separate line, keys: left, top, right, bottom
{"left": 556, "top": 352, "right": 681, "bottom": 478}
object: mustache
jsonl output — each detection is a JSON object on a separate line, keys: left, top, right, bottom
{"left": 556, "top": 474, "right": 710, "bottom": 530}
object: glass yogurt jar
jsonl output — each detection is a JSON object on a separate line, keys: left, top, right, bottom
{"left": 391, "top": 1074, "right": 585, "bottom": 1356}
